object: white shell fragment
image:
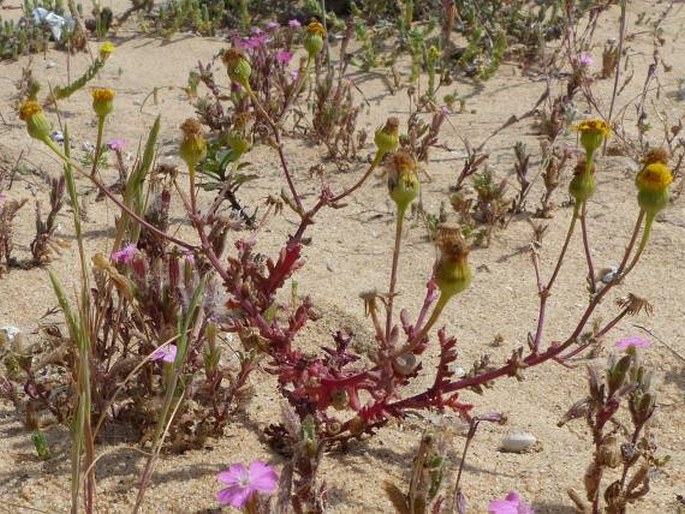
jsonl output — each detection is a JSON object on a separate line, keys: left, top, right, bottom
{"left": 500, "top": 432, "right": 537, "bottom": 453}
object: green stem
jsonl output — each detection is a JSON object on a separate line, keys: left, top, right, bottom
{"left": 622, "top": 211, "right": 653, "bottom": 277}
{"left": 91, "top": 115, "right": 106, "bottom": 177}
{"left": 385, "top": 204, "right": 407, "bottom": 341}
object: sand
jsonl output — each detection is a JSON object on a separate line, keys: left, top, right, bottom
{"left": 1, "top": 0, "right": 684, "bottom": 512}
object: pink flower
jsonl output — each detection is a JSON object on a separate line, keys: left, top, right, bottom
{"left": 266, "top": 21, "right": 279, "bottom": 30}
{"left": 579, "top": 53, "right": 593, "bottom": 67}
{"left": 615, "top": 336, "right": 651, "bottom": 350}
{"left": 107, "top": 138, "right": 127, "bottom": 151}
{"left": 111, "top": 244, "right": 137, "bottom": 265}
{"left": 151, "top": 344, "right": 177, "bottom": 363}
{"left": 216, "top": 461, "right": 278, "bottom": 508}
{"left": 276, "top": 50, "right": 293, "bottom": 64}
{"left": 289, "top": 70, "right": 299, "bottom": 81}
{"left": 488, "top": 491, "right": 535, "bottom": 514}
{"left": 241, "top": 34, "right": 268, "bottom": 50}
{"left": 288, "top": 19, "right": 301, "bottom": 28}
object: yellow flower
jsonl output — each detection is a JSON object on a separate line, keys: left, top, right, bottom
{"left": 99, "top": 42, "right": 115, "bottom": 60}
{"left": 304, "top": 21, "right": 326, "bottom": 57}
{"left": 635, "top": 162, "right": 672, "bottom": 216}
{"left": 18, "top": 100, "right": 52, "bottom": 141}
{"left": 636, "top": 162, "right": 672, "bottom": 193}
{"left": 91, "top": 88, "right": 115, "bottom": 118}
{"left": 573, "top": 119, "right": 611, "bottom": 156}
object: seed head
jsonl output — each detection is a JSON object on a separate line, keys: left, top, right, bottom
{"left": 433, "top": 223, "right": 472, "bottom": 299}
{"left": 374, "top": 117, "right": 400, "bottom": 156}
{"left": 387, "top": 150, "right": 420, "bottom": 210}
{"left": 222, "top": 48, "right": 252, "bottom": 88}
{"left": 179, "top": 118, "right": 207, "bottom": 167}
{"left": 569, "top": 159, "right": 597, "bottom": 203}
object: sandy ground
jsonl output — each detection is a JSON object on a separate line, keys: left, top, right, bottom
{"left": 1, "top": 0, "right": 684, "bottom": 512}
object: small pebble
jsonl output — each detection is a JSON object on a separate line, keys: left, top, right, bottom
{"left": 500, "top": 432, "right": 537, "bottom": 453}
{"left": 600, "top": 266, "right": 618, "bottom": 284}
{"left": 0, "top": 326, "right": 21, "bottom": 344}
{"left": 50, "top": 130, "right": 64, "bottom": 143}
{"left": 81, "top": 141, "right": 95, "bottom": 152}
{"left": 45, "top": 60, "right": 57, "bottom": 69}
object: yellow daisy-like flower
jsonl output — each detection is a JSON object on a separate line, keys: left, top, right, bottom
{"left": 635, "top": 162, "right": 673, "bottom": 193}
{"left": 635, "top": 162, "right": 673, "bottom": 216}
{"left": 306, "top": 21, "right": 327, "bottom": 38}
{"left": 573, "top": 119, "right": 611, "bottom": 156}
{"left": 99, "top": 41, "right": 115, "bottom": 60}
{"left": 18, "top": 100, "right": 52, "bottom": 141}
{"left": 19, "top": 100, "right": 43, "bottom": 121}
{"left": 304, "top": 21, "right": 326, "bottom": 57}
{"left": 91, "top": 88, "right": 115, "bottom": 118}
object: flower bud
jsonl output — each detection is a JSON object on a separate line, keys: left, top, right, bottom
{"left": 387, "top": 150, "right": 420, "bottom": 211}
{"left": 304, "top": 21, "right": 326, "bottom": 57}
{"left": 573, "top": 119, "right": 611, "bottom": 158}
{"left": 635, "top": 162, "right": 672, "bottom": 216}
{"left": 222, "top": 48, "right": 252, "bottom": 88}
{"left": 91, "top": 88, "right": 115, "bottom": 118}
{"left": 433, "top": 223, "right": 472, "bottom": 299}
{"left": 99, "top": 41, "right": 115, "bottom": 61}
{"left": 569, "top": 159, "right": 596, "bottom": 203}
{"left": 179, "top": 118, "right": 207, "bottom": 167}
{"left": 19, "top": 101, "right": 52, "bottom": 142}
{"left": 374, "top": 117, "right": 400, "bottom": 156}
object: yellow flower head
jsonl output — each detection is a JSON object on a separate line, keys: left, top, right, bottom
{"left": 636, "top": 162, "right": 673, "bottom": 193}
{"left": 19, "top": 100, "right": 52, "bottom": 141}
{"left": 304, "top": 21, "right": 326, "bottom": 57}
{"left": 306, "top": 21, "right": 327, "bottom": 38}
{"left": 19, "top": 100, "right": 43, "bottom": 121}
{"left": 574, "top": 119, "right": 611, "bottom": 157}
{"left": 573, "top": 119, "right": 611, "bottom": 138}
{"left": 99, "top": 42, "right": 115, "bottom": 60}
{"left": 91, "top": 88, "right": 115, "bottom": 118}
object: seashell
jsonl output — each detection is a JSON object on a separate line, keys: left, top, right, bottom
{"left": 500, "top": 432, "right": 537, "bottom": 453}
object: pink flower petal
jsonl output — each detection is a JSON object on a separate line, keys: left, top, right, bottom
{"left": 615, "top": 336, "right": 651, "bottom": 350}
{"left": 216, "top": 484, "right": 253, "bottom": 508}
{"left": 151, "top": 344, "right": 177, "bottom": 363}
{"left": 248, "top": 461, "right": 278, "bottom": 493}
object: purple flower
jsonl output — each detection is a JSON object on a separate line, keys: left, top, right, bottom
{"left": 615, "top": 336, "right": 651, "bottom": 350}
{"left": 488, "top": 491, "right": 535, "bottom": 514}
{"left": 579, "top": 53, "right": 593, "bottom": 66}
{"left": 151, "top": 344, "right": 177, "bottom": 363}
{"left": 241, "top": 34, "right": 268, "bottom": 50}
{"left": 216, "top": 461, "right": 278, "bottom": 508}
{"left": 250, "top": 27, "right": 264, "bottom": 36}
{"left": 289, "top": 70, "right": 299, "bottom": 81}
{"left": 111, "top": 244, "right": 137, "bottom": 265}
{"left": 266, "top": 21, "right": 279, "bottom": 30}
{"left": 107, "top": 138, "right": 127, "bottom": 151}
{"left": 276, "top": 50, "right": 293, "bottom": 64}
{"left": 288, "top": 19, "right": 301, "bottom": 28}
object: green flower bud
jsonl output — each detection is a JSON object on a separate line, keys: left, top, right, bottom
{"left": 569, "top": 160, "right": 596, "bottom": 203}
{"left": 179, "top": 118, "right": 207, "bottom": 168}
{"left": 635, "top": 162, "right": 672, "bottom": 216}
{"left": 222, "top": 48, "right": 252, "bottom": 88}
{"left": 387, "top": 150, "right": 420, "bottom": 210}
{"left": 433, "top": 223, "right": 472, "bottom": 299}
{"left": 91, "top": 88, "right": 115, "bottom": 118}
{"left": 304, "top": 21, "right": 326, "bottom": 57}
{"left": 19, "top": 101, "right": 52, "bottom": 142}
{"left": 374, "top": 117, "right": 400, "bottom": 156}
